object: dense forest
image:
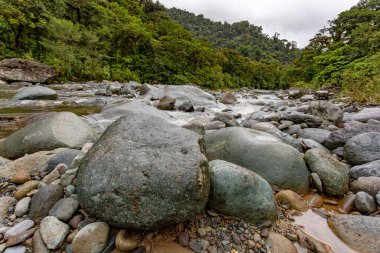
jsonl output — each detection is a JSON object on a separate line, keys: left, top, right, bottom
{"left": 167, "top": 8, "right": 300, "bottom": 63}
{"left": 0, "top": 0, "right": 379, "bottom": 102}
{"left": 0, "top": 0, "right": 292, "bottom": 89}
{"left": 289, "top": 0, "right": 380, "bottom": 102}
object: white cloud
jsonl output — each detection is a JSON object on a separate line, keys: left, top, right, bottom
{"left": 159, "top": 0, "right": 359, "bottom": 48}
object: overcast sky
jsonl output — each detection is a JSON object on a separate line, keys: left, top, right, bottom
{"left": 159, "top": 0, "right": 359, "bottom": 48}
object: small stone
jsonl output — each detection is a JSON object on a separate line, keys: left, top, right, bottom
{"left": 0, "top": 196, "right": 17, "bottom": 221}
{"left": 157, "top": 95, "right": 176, "bottom": 110}
{"left": 220, "top": 91, "right": 237, "bottom": 105}
{"left": 4, "top": 245, "right": 26, "bottom": 253}
{"left": 49, "top": 197, "right": 79, "bottom": 222}
{"left": 232, "top": 234, "right": 241, "bottom": 245}
{"left": 200, "top": 239, "right": 209, "bottom": 250}
{"left": 178, "top": 232, "right": 190, "bottom": 246}
{"left": 14, "top": 197, "right": 31, "bottom": 217}
{"left": 64, "top": 185, "right": 76, "bottom": 196}
{"left": 13, "top": 181, "right": 40, "bottom": 200}
{"left": 69, "top": 214, "right": 84, "bottom": 229}
{"left": 60, "top": 169, "right": 78, "bottom": 187}
{"left": 115, "top": 230, "right": 138, "bottom": 252}
{"left": 66, "top": 230, "right": 78, "bottom": 243}
{"left": 189, "top": 239, "right": 202, "bottom": 252}
{"left": 354, "top": 191, "right": 377, "bottom": 215}
{"left": 253, "top": 233, "right": 261, "bottom": 242}
{"left": 275, "top": 190, "right": 310, "bottom": 211}
{"left": 197, "top": 227, "right": 206, "bottom": 237}
{"left": 310, "top": 173, "right": 323, "bottom": 193}
{"left": 179, "top": 101, "right": 194, "bottom": 112}
{"left": 337, "top": 193, "right": 356, "bottom": 213}
{"left": 4, "top": 219, "right": 34, "bottom": 240}
{"left": 32, "top": 230, "right": 49, "bottom": 253}
{"left": 71, "top": 222, "right": 109, "bottom": 253}
{"left": 207, "top": 245, "right": 218, "bottom": 253}
{"left": 40, "top": 216, "right": 70, "bottom": 250}
{"left": 9, "top": 171, "right": 31, "bottom": 184}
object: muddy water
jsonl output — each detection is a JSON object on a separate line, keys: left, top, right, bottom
{"left": 294, "top": 210, "right": 359, "bottom": 253}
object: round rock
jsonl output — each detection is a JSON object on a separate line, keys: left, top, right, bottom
{"left": 40, "top": 216, "right": 69, "bottom": 250}
{"left": 344, "top": 132, "right": 380, "bottom": 165}
{"left": 12, "top": 86, "right": 58, "bottom": 100}
{"left": 208, "top": 160, "right": 277, "bottom": 223}
{"left": 71, "top": 222, "right": 109, "bottom": 253}
{"left": 76, "top": 114, "right": 209, "bottom": 230}
{"left": 304, "top": 148, "right": 349, "bottom": 196}
{"left": 205, "top": 127, "right": 310, "bottom": 195}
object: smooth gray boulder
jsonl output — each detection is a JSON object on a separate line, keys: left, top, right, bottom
{"left": 12, "top": 86, "right": 58, "bottom": 100}
{"left": 0, "top": 58, "right": 55, "bottom": 83}
{"left": 142, "top": 84, "right": 217, "bottom": 107}
{"left": 344, "top": 132, "right": 380, "bottom": 165}
{"left": 298, "top": 128, "right": 331, "bottom": 144}
{"left": 101, "top": 100, "right": 172, "bottom": 121}
{"left": 354, "top": 191, "right": 377, "bottom": 215}
{"left": 350, "top": 176, "right": 380, "bottom": 197}
{"left": 350, "top": 160, "right": 380, "bottom": 179}
{"left": 208, "top": 160, "right": 277, "bottom": 223}
{"left": 324, "top": 120, "right": 380, "bottom": 150}
{"left": 280, "top": 112, "right": 322, "bottom": 128}
{"left": 308, "top": 101, "right": 343, "bottom": 127}
{"left": 76, "top": 114, "right": 210, "bottom": 230}
{"left": 351, "top": 108, "right": 380, "bottom": 122}
{"left": 329, "top": 214, "right": 380, "bottom": 253}
{"left": 304, "top": 148, "right": 349, "bottom": 196}
{"left": 0, "top": 112, "right": 97, "bottom": 159}
{"left": 205, "top": 127, "right": 310, "bottom": 195}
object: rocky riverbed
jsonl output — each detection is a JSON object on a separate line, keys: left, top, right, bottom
{"left": 0, "top": 79, "right": 380, "bottom": 253}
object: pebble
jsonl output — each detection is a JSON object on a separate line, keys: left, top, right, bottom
{"left": 253, "top": 233, "right": 261, "bottom": 242}
{"left": 4, "top": 220, "right": 34, "bottom": 240}
{"left": 32, "top": 230, "right": 49, "bottom": 253}
{"left": 64, "top": 185, "right": 76, "bottom": 196}
{"left": 5, "top": 227, "right": 36, "bottom": 247}
{"left": 13, "top": 181, "right": 39, "bottom": 200}
{"left": 232, "top": 233, "right": 241, "bottom": 245}
{"left": 9, "top": 171, "right": 31, "bottom": 184}
{"left": 200, "top": 239, "right": 210, "bottom": 250}
{"left": 115, "top": 230, "right": 138, "bottom": 252}
{"left": 197, "top": 227, "right": 206, "bottom": 237}
{"left": 69, "top": 214, "right": 84, "bottom": 229}
{"left": 0, "top": 197, "right": 17, "bottom": 221}
{"left": 71, "top": 222, "right": 109, "bottom": 253}
{"left": 178, "top": 232, "right": 190, "bottom": 246}
{"left": 4, "top": 245, "right": 26, "bottom": 253}
{"left": 14, "top": 197, "right": 31, "bottom": 217}
{"left": 60, "top": 169, "right": 78, "bottom": 187}
{"left": 354, "top": 191, "right": 377, "bottom": 215}
{"left": 48, "top": 197, "right": 79, "bottom": 222}
{"left": 40, "top": 216, "right": 70, "bottom": 250}
{"left": 207, "top": 245, "right": 218, "bottom": 253}
{"left": 189, "top": 239, "right": 202, "bottom": 252}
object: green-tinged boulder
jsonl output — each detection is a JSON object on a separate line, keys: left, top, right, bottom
{"left": 0, "top": 112, "right": 97, "bottom": 159}
{"left": 304, "top": 148, "right": 349, "bottom": 196}
{"left": 208, "top": 160, "right": 277, "bottom": 223}
{"left": 204, "top": 127, "right": 309, "bottom": 195}
{"left": 76, "top": 113, "right": 209, "bottom": 230}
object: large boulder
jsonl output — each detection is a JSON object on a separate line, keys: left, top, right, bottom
{"left": 76, "top": 114, "right": 210, "bottom": 230}
{"left": 298, "top": 128, "right": 331, "bottom": 144}
{"left": 204, "top": 127, "right": 310, "bottom": 195}
{"left": 101, "top": 100, "right": 172, "bottom": 121}
{"left": 351, "top": 108, "right": 380, "bottom": 122}
{"left": 208, "top": 160, "right": 277, "bottom": 223}
{"left": 308, "top": 101, "right": 343, "bottom": 127}
{"left": 304, "top": 148, "right": 349, "bottom": 196}
{"left": 142, "top": 84, "right": 217, "bottom": 108}
{"left": 0, "top": 58, "right": 55, "bottom": 83}
{"left": 328, "top": 214, "right": 380, "bottom": 253}
{"left": 280, "top": 112, "right": 322, "bottom": 128}
{"left": 12, "top": 86, "right": 58, "bottom": 100}
{"left": 324, "top": 119, "right": 380, "bottom": 150}
{"left": 344, "top": 132, "right": 380, "bottom": 165}
{"left": 350, "top": 160, "right": 380, "bottom": 179}
{"left": 0, "top": 112, "right": 97, "bottom": 159}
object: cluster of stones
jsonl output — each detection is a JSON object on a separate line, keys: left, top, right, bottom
{"left": 0, "top": 77, "right": 379, "bottom": 253}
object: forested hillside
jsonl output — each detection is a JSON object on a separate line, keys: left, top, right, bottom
{"left": 167, "top": 8, "right": 300, "bottom": 63}
{"left": 0, "top": 0, "right": 290, "bottom": 89}
{"left": 289, "top": 0, "right": 380, "bottom": 102}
